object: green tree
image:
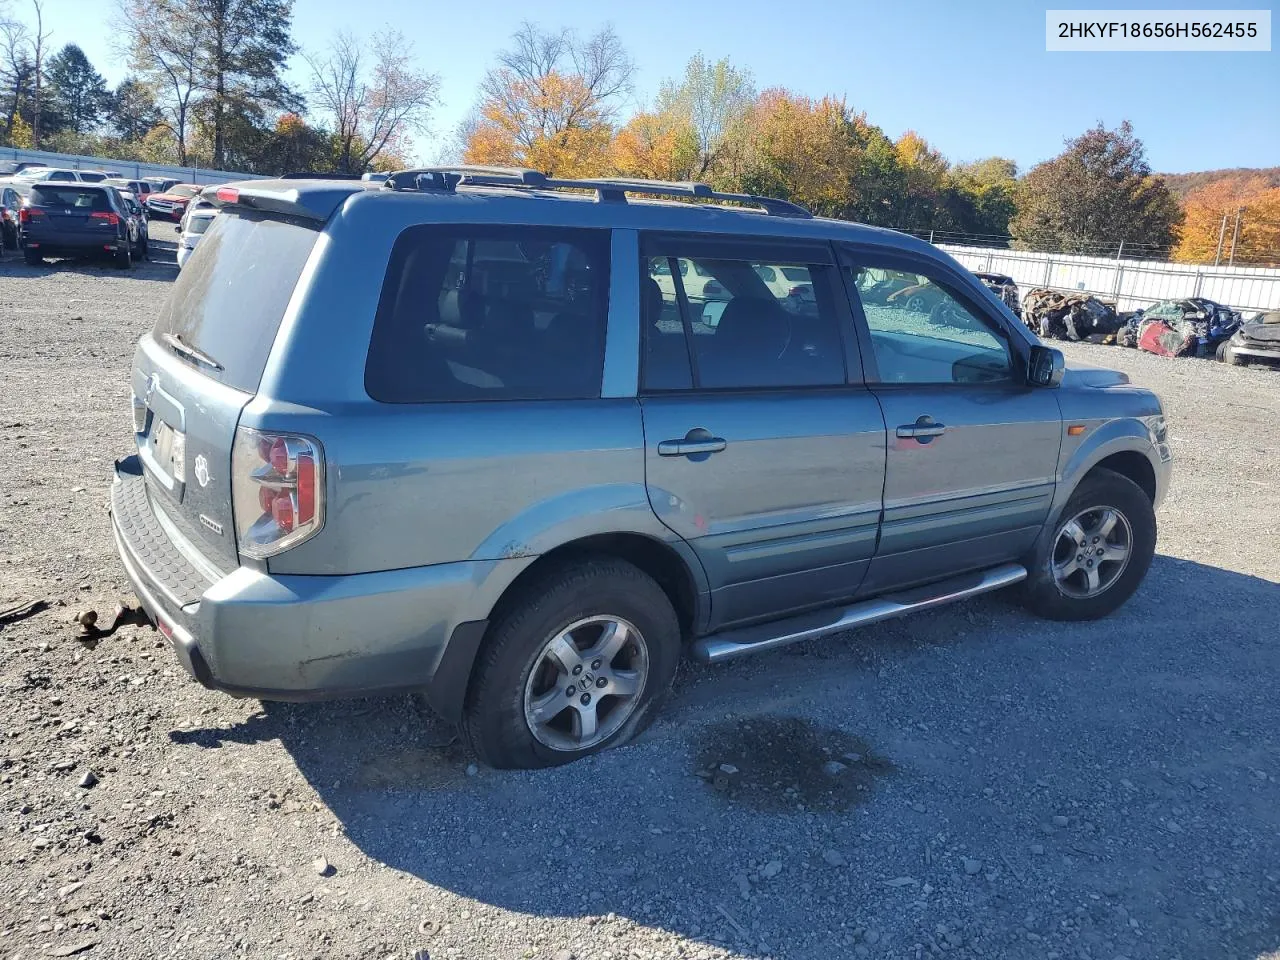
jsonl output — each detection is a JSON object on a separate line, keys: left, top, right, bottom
{"left": 45, "top": 43, "right": 109, "bottom": 133}
{"left": 107, "top": 76, "right": 162, "bottom": 141}
{"left": 653, "top": 53, "right": 754, "bottom": 180}
{"left": 120, "top": 0, "right": 203, "bottom": 163}
{"left": 1010, "top": 121, "right": 1182, "bottom": 257}
{"left": 191, "top": 0, "right": 298, "bottom": 168}
{"left": 944, "top": 157, "right": 1018, "bottom": 240}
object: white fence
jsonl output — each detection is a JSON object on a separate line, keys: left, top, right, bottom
{"left": 939, "top": 244, "right": 1280, "bottom": 316}
{"left": 0, "top": 146, "right": 265, "bottom": 186}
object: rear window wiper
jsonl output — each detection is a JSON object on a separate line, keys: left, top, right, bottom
{"left": 162, "top": 332, "right": 224, "bottom": 371}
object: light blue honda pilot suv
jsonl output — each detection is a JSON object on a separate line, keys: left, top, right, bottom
{"left": 110, "top": 167, "right": 1171, "bottom": 768}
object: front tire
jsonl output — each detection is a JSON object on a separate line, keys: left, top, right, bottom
{"left": 1021, "top": 468, "right": 1156, "bottom": 621}
{"left": 463, "top": 558, "right": 681, "bottom": 769}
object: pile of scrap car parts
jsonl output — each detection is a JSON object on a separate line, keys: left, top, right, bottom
{"left": 1120, "top": 298, "right": 1243, "bottom": 359}
{"left": 1020, "top": 288, "right": 1123, "bottom": 343}
{"left": 1219, "top": 310, "right": 1280, "bottom": 367}
{"left": 973, "top": 272, "right": 1022, "bottom": 317}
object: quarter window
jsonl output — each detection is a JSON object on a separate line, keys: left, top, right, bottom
{"left": 366, "top": 225, "right": 610, "bottom": 402}
{"left": 848, "top": 266, "right": 1012, "bottom": 384}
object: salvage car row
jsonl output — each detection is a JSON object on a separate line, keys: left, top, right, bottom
{"left": 968, "top": 271, "right": 1279, "bottom": 370}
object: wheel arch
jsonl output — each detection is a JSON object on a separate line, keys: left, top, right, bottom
{"left": 1086, "top": 450, "right": 1156, "bottom": 503}
{"left": 486, "top": 532, "right": 704, "bottom": 641}
{"left": 423, "top": 532, "right": 706, "bottom": 724}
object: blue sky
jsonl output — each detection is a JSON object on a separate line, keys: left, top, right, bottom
{"left": 37, "top": 0, "right": 1280, "bottom": 172}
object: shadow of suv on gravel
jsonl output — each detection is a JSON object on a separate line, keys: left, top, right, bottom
{"left": 109, "top": 168, "right": 1172, "bottom": 769}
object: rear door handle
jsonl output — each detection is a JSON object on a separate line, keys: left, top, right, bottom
{"left": 658, "top": 428, "right": 727, "bottom": 457}
{"left": 896, "top": 416, "right": 947, "bottom": 441}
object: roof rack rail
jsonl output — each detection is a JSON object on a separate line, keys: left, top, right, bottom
{"left": 381, "top": 166, "right": 812, "bottom": 218}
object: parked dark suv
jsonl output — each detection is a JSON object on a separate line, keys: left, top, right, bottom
{"left": 109, "top": 168, "right": 1171, "bottom": 769}
{"left": 20, "top": 183, "right": 136, "bottom": 267}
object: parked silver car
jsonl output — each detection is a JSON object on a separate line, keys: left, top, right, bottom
{"left": 110, "top": 168, "right": 1171, "bottom": 769}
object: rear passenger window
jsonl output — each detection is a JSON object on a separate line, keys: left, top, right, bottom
{"left": 366, "top": 226, "right": 610, "bottom": 403}
{"left": 642, "top": 243, "right": 847, "bottom": 391}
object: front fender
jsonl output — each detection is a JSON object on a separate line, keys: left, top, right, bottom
{"left": 1055, "top": 417, "right": 1169, "bottom": 517}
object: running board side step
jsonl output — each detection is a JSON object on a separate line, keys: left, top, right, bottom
{"left": 690, "top": 563, "right": 1027, "bottom": 663}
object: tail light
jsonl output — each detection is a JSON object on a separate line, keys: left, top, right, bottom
{"left": 18, "top": 207, "right": 43, "bottom": 224}
{"left": 231, "top": 427, "right": 324, "bottom": 559}
{"left": 90, "top": 211, "right": 120, "bottom": 226}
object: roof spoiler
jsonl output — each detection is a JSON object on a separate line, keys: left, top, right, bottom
{"left": 202, "top": 179, "right": 363, "bottom": 221}
{"left": 380, "top": 166, "right": 813, "bottom": 218}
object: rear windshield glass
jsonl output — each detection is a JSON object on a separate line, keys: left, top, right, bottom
{"left": 152, "top": 212, "right": 320, "bottom": 393}
{"left": 169, "top": 184, "right": 200, "bottom": 198}
{"left": 187, "top": 215, "right": 214, "bottom": 235}
{"left": 77, "top": 172, "right": 106, "bottom": 182}
{"left": 31, "top": 186, "right": 109, "bottom": 210}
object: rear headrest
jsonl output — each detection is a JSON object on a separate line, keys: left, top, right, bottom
{"left": 715, "top": 297, "right": 788, "bottom": 352}
{"left": 645, "top": 278, "right": 663, "bottom": 324}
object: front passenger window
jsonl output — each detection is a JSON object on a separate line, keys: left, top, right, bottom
{"left": 848, "top": 267, "right": 1012, "bottom": 385}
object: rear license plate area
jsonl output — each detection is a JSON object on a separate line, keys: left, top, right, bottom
{"left": 148, "top": 418, "right": 185, "bottom": 484}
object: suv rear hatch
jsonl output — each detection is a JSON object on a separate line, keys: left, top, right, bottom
{"left": 132, "top": 210, "right": 321, "bottom": 570}
{"left": 26, "top": 184, "right": 117, "bottom": 244}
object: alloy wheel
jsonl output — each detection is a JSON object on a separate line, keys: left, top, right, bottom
{"left": 1051, "top": 505, "right": 1133, "bottom": 599}
{"left": 523, "top": 616, "right": 649, "bottom": 752}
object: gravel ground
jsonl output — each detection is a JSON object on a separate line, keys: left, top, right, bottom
{"left": 1, "top": 252, "right": 1278, "bottom": 960}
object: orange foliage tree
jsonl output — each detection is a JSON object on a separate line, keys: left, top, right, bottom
{"left": 611, "top": 111, "right": 700, "bottom": 181}
{"left": 1175, "top": 176, "right": 1280, "bottom": 266}
{"left": 462, "top": 22, "right": 633, "bottom": 178}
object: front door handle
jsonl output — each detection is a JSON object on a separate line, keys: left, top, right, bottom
{"left": 896, "top": 416, "right": 947, "bottom": 441}
{"left": 658, "top": 428, "right": 727, "bottom": 458}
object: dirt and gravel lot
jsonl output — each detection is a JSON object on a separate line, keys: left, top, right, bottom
{"left": 1, "top": 250, "right": 1278, "bottom": 960}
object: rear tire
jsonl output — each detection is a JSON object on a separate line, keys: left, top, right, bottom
{"left": 115, "top": 245, "right": 132, "bottom": 270}
{"left": 463, "top": 558, "right": 681, "bottom": 769}
{"left": 139, "top": 238, "right": 149, "bottom": 261}
{"left": 1021, "top": 468, "right": 1156, "bottom": 621}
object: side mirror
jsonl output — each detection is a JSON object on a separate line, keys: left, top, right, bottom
{"left": 1028, "top": 345, "right": 1065, "bottom": 388}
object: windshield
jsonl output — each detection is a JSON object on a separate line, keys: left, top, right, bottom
{"left": 169, "top": 184, "right": 201, "bottom": 198}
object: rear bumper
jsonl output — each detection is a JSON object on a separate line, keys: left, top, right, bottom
{"left": 22, "top": 233, "right": 126, "bottom": 255}
{"left": 109, "top": 456, "right": 509, "bottom": 706}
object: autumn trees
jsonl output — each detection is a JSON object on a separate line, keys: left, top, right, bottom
{"left": 462, "top": 23, "right": 633, "bottom": 177}
{"left": 1009, "top": 122, "right": 1183, "bottom": 257}
{"left": 0, "top": 6, "right": 1270, "bottom": 265}
{"left": 1174, "top": 176, "right": 1280, "bottom": 265}
{"left": 305, "top": 29, "right": 438, "bottom": 174}
{"left": 460, "top": 38, "right": 1017, "bottom": 240}
{"left": 0, "top": 0, "right": 434, "bottom": 173}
